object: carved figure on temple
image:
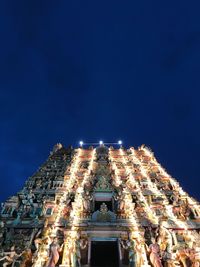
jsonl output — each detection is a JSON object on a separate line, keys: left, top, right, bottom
{"left": 125, "top": 202, "right": 135, "bottom": 219}
{"left": 114, "top": 191, "right": 125, "bottom": 211}
{"left": 124, "top": 193, "right": 135, "bottom": 210}
{"left": 12, "top": 208, "right": 23, "bottom": 225}
{"left": 92, "top": 202, "right": 116, "bottom": 222}
{"left": 147, "top": 238, "right": 163, "bottom": 267}
{"left": 172, "top": 206, "right": 184, "bottom": 220}
{"left": 35, "top": 179, "right": 43, "bottom": 189}
{"left": 96, "top": 145, "right": 109, "bottom": 161}
{"left": 46, "top": 237, "right": 64, "bottom": 267}
{"left": 95, "top": 176, "right": 112, "bottom": 191}
{"left": 0, "top": 245, "right": 22, "bottom": 267}
{"left": 83, "top": 191, "right": 93, "bottom": 211}
{"left": 97, "top": 203, "right": 111, "bottom": 222}
{"left": 170, "top": 192, "right": 181, "bottom": 206}
{"left": 66, "top": 193, "right": 75, "bottom": 206}
{"left": 184, "top": 199, "right": 200, "bottom": 219}
{"left": 32, "top": 237, "right": 49, "bottom": 267}
{"left": 126, "top": 175, "right": 137, "bottom": 192}
{"left": 20, "top": 248, "right": 32, "bottom": 267}
{"left": 62, "top": 205, "right": 71, "bottom": 220}
{"left": 190, "top": 241, "right": 200, "bottom": 267}
{"left": 156, "top": 222, "right": 175, "bottom": 252}
{"left": 84, "top": 179, "right": 94, "bottom": 190}
{"left": 62, "top": 236, "right": 76, "bottom": 267}
{"left": 22, "top": 190, "right": 35, "bottom": 208}
{"left": 52, "top": 143, "right": 63, "bottom": 154}
{"left": 33, "top": 201, "right": 45, "bottom": 218}
{"left": 161, "top": 183, "right": 171, "bottom": 192}
{"left": 75, "top": 237, "right": 88, "bottom": 267}
{"left": 144, "top": 225, "right": 154, "bottom": 246}
{"left": 161, "top": 250, "right": 176, "bottom": 267}
{"left": 34, "top": 220, "right": 52, "bottom": 251}
{"left": 0, "top": 221, "right": 5, "bottom": 247}
{"left": 120, "top": 232, "right": 142, "bottom": 267}
{"left": 172, "top": 199, "right": 190, "bottom": 220}
{"left": 80, "top": 161, "right": 89, "bottom": 169}
{"left": 175, "top": 247, "right": 192, "bottom": 267}
{"left": 112, "top": 174, "right": 122, "bottom": 187}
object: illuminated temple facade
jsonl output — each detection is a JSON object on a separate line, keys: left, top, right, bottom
{"left": 0, "top": 143, "right": 200, "bottom": 267}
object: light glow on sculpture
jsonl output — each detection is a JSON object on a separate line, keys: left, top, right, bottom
{"left": 108, "top": 147, "right": 149, "bottom": 266}
{"left": 1, "top": 143, "right": 199, "bottom": 267}
{"left": 140, "top": 146, "right": 200, "bottom": 243}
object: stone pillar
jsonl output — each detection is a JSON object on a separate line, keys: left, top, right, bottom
{"left": 112, "top": 197, "right": 115, "bottom": 212}
{"left": 118, "top": 238, "right": 123, "bottom": 267}
{"left": 87, "top": 239, "right": 91, "bottom": 266}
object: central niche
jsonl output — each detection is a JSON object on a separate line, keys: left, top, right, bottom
{"left": 92, "top": 192, "right": 116, "bottom": 222}
{"left": 93, "top": 192, "right": 114, "bottom": 212}
{"left": 95, "top": 201, "right": 113, "bottom": 212}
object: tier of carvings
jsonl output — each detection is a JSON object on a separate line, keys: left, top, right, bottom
{"left": 0, "top": 144, "right": 199, "bottom": 267}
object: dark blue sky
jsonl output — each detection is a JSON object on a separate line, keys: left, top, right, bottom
{"left": 0, "top": 1, "right": 200, "bottom": 202}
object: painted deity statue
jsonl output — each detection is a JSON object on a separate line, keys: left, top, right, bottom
{"left": 20, "top": 249, "right": 32, "bottom": 267}
{"left": 32, "top": 237, "right": 49, "bottom": 267}
{"left": 144, "top": 225, "right": 154, "bottom": 246}
{"left": 75, "top": 237, "right": 88, "bottom": 267}
{"left": 156, "top": 222, "right": 176, "bottom": 252}
{"left": 126, "top": 176, "right": 138, "bottom": 193}
{"left": 21, "top": 190, "right": 35, "bottom": 209}
{"left": 34, "top": 220, "right": 52, "bottom": 251}
{"left": 124, "top": 193, "right": 135, "bottom": 217}
{"left": 97, "top": 203, "right": 111, "bottom": 222}
{"left": 62, "top": 235, "right": 77, "bottom": 267}
{"left": 46, "top": 237, "right": 64, "bottom": 267}
{"left": 95, "top": 176, "right": 112, "bottom": 191}
{"left": 175, "top": 248, "right": 190, "bottom": 267}
{"left": 120, "top": 233, "right": 142, "bottom": 267}
{"left": 114, "top": 191, "right": 125, "bottom": 211}
{"left": 0, "top": 245, "right": 22, "bottom": 267}
{"left": 187, "top": 242, "right": 200, "bottom": 267}
{"left": 83, "top": 191, "right": 93, "bottom": 211}
{"left": 147, "top": 239, "right": 163, "bottom": 267}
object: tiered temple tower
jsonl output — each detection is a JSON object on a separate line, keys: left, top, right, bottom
{"left": 0, "top": 143, "right": 200, "bottom": 267}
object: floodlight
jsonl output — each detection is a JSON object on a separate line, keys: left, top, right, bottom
{"left": 79, "top": 141, "right": 84, "bottom": 147}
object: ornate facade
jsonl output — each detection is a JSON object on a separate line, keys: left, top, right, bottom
{"left": 0, "top": 143, "right": 200, "bottom": 267}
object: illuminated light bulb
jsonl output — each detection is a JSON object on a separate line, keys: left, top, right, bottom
{"left": 118, "top": 140, "right": 122, "bottom": 145}
{"left": 99, "top": 140, "right": 103, "bottom": 145}
{"left": 79, "top": 141, "right": 83, "bottom": 147}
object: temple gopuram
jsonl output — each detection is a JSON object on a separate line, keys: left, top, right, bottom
{"left": 0, "top": 142, "right": 200, "bottom": 267}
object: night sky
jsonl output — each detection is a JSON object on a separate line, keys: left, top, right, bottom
{"left": 0, "top": 1, "right": 200, "bottom": 203}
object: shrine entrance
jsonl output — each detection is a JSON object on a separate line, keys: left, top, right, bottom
{"left": 90, "top": 240, "right": 119, "bottom": 267}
